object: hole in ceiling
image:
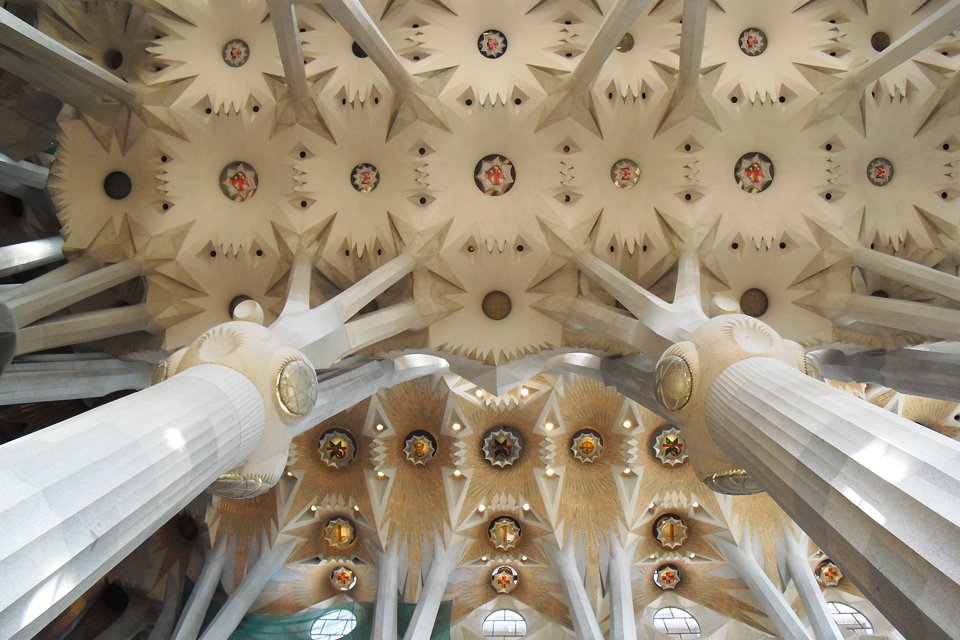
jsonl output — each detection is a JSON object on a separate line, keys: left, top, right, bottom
{"left": 482, "top": 291, "right": 512, "bottom": 320}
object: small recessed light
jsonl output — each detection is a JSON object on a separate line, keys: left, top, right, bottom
{"left": 353, "top": 505, "right": 360, "bottom": 512}
{"left": 692, "top": 500, "right": 699, "bottom": 508}
{"left": 376, "top": 471, "right": 385, "bottom": 478}
{"left": 475, "top": 389, "right": 484, "bottom": 398}
{"left": 375, "top": 423, "right": 384, "bottom": 431}
{"left": 623, "top": 468, "right": 632, "bottom": 475}
{"left": 452, "top": 422, "right": 462, "bottom": 431}
{"left": 544, "top": 422, "right": 555, "bottom": 431}
{"left": 521, "top": 555, "right": 528, "bottom": 561}
{"left": 520, "top": 386, "right": 529, "bottom": 397}
{"left": 286, "top": 471, "right": 294, "bottom": 477}
{"left": 648, "top": 501, "right": 656, "bottom": 510}
{"left": 689, "top": 552, "right": 696, "bottom": 559}
{"left": 649, "top": 554, "right": 656, "bottom": 559}
{"left": 545, "top": 468, "right": 555, "bottom": 477}
{"left": 310, "top": 505, "right": 317, "bottom": 512}
{"left": 622, "top": 419, "right": 632, "bottom": 428}
{"left": 478, "top": 504, "right": 486, "bottom": 512}
{"left": 481, "top": 555, "right": 488, "bottom": 562}
{"left": 453, "top": 469, "right": 462, "bottom": 478}
{"left": 522, "top": 503, "right": 530, "bottom": 511}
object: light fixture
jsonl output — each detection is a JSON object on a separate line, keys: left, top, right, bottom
{"left": 545, "top": 467, "right": 555, "bottom": 477}
{"left": 475, "top": 389, "right": 484, "bottom": 398}
{"left": 478, "top": 504, "right": 486, "bottom": 512}
{"left": 521, "top": 555, "right": 528, "bottom": 561}
{"left": 692, "top": 500, "right": 700, "bottom": 508}
{"left": 481, "top": 555, "right": 488, "bottom": 562}
{"left": 353, "top": 505, "right": 360, "bottom": 512}
{"left": 376, "top": 471, "right": 385, "bottom": 478}
{"left": 520, "top": 386, "right": 529, "bottom": 397}
{"left": 286, "top": 471, "right": 294, "bottom": 477}
{"left": 622, "top": 419, "right": 632, "bottom": 428}
{"left": 452, "top": 422, "right": 462, "bottom": 431}
{"left": 522, "top": 503, "right": 530, "bottom": 511}
{"left": 453, "top": 469, "right": 462, "bottom": 478}
{"left": 648, "top": 501, "right": 656, "bottom": 510}
{"left": 310, "top": 505, "right": 317, "bottom": 512}
{"left": 649, "top": 554, "right": 656, "bottom": 559}
{"left": 689, "top": 552, "right": 696, "bottom": 559}
{"left": 623, "top": 468, "right": 633, "bottom": 476}
{"left": 375, "top": 423, "right": 384, "bottom": 432}
{"left": 544, "top": 421, "right": 555, "bottom": 431}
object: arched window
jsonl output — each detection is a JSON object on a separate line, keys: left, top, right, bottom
{"left": 309, "top": 609, "right": 357, "bottom": 640}
{"left": 482, "top": 609, "right": 527, "bottom": 639}
{"left": 653, "top": 607, "right": 701, "bottom": 639}
{"left": 827, "top": 602, "right": 873, "bottom": 634}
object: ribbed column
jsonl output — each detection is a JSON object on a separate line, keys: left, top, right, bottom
{"left": 706, "top": 357, "right": 960, "bottom": 640}
{"left": 0, "top": 255, "right": 99, "bottom": 303}
{"left": 0, "top": 237, "right": 63, "bottom": 278}
{"left": 0, "top": 356, "right": 152, "bottom": 405}
{"left": 15, "top": 304, "right": 152, "bottom": 355}
{"left": 715, "top": 539, "right": 811, "bottom": 640}
{"left": 197, "top": 539, "right": 295, "bottom": 640}
{"left": 607, "top": 534, "right": 638, "bottom": 640}
{"left": 401, "top": 538, "right": 466, "bottom": 640}
{"left": 171, "top": 534, "right": 228, "bottom": 640}
{"left": 371, "top": 537, "right": 400, "bottom": 640}
{"left": 780, "top": 533, "right": 843, "bottom": 640}
{"left": 0, "top": 364, "right": 265, "bottom": 640}
{"left": 547, "top": 543, "right": 603, "bottom": 640}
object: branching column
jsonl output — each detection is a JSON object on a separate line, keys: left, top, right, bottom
{"left": 371, "top": 537, "right": 400, "bottom": 640}
{"left": 401, "top": 537, "right": 466, "bottom": 640}
{"left": 606, "top": 535, "right": 638, "bottom": 640}
{"left": 0, "top": 365, "right": 265, "bottom": 640}
{"left": 547, "top": 542, "right": 603, "bottom": 640}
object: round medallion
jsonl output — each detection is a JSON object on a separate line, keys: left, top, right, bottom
{"left": 276, "top": 359, "right": 318, "bottom": 418}
{"left": 488, "top": 516, "right": 522, "bottom": 550}
{"left": 481, "top": 427, "right": 523, "bottom": 468}
{"left": 738, "top": 28, "right": 767, "bottom": 56}
{"left": 477, "top": 29, "right": 508, "bottom": 59}
{"left": 222, "top": 39, "right": 250, "bottom": 67}
{"left": 702, "top": 468, "right": 764, "bottom": 495}
{"left": 653, "top": 514, "right": 689, "bottom": 549}
{"left": 652, "top": 426, "right": 688, "bottom": 466}
{"left": 735, "top": 152, "right": 774, "bottom": 193}
{"left": 653, "top": 564, "right": 681, "bottom": 590}
{"left": 403, "top": 430, "right": 438, "bottom": 466}
{"left": 351, "top": 163, "right": 380, "bottom": 192}
{"left": 570, "top": 429, "right": 604, "bottom": 463}
{"left": 815, "top": 559, "right": 843, "bottom": 587}
{"left": 482, "top": 291, "right": 512, "bottom": 320}
{"left": 866, "top": 157, "right": 894, "bottom": 187}
{"left": 490, "top": 565, "right": 519, "bottom": 594}
{"left": 655, "top": 355, "right": 693, "bottom": 412}
{"left": 330, "top": 565, "right": 357, "bottom": 591}
{"left": 317, "top": 428, "right": 358, "bottom": 469}
{"left": 323, "top": 517, "right": 358, "bottom": 549}
{"left": 474, "top": 155, "right": 516, "bottom": 196}
{"left": 219, "top": 161, "right": 258, "bottom": 202}
{"left": 740, "top": 288, "right": 769, "bottom": 318}
{"left": 610, "top": 159, "right": 640, "bottom": 188}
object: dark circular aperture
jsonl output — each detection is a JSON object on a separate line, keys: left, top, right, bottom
{"left": 740, "top": 288, "right": 769, "bottom": 317}
{"left": 352, "top": 41, "right": 368, "bottom": 58}
{"left": 176, "top": 514, "right": 199, "bottom": 540}
{"left": 103, "top": 171, "right": 132, "bottom": 200}
{"left": 104, "top": 49, "right": 124, "bottom": 70}
{"left": 101, "top": 583, "right": 129, "bottom": 612}
{"left": 482, "top": 291, "right": 512, "bottom": 320}
{"left": 871, "top": 31, "right": 891, "bottom": 52}
{"left": 616, "top": 33, "right": 634, "bottom": 52}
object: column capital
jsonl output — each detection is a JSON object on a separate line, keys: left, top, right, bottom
{"left": 652, "top": 314, "right": 808, "bottom": 488}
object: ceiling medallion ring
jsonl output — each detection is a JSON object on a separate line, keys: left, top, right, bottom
{"left": 738, "top": 28, "right": 767, "bottom": 56}
{"left": 222, "top": 39, "right": 250, "bottom": 67}
{"left": 275, "top": 359, "right": 319, "bottom": 418}
{"left": 867, "top": 157, "right": 894, "bottom": 187}
{"left": 488, "top": 516, "right": 522, "bottom": 550}
{"left": 481, "top": 427, "right": 524, "bottom": 468}
{"left": 330, "top": 565, "right": 357, "bottom": 591}
{"left": 323, "top": 516, "right": 358, "bottom": 550}
{"left": 815, "top": 559, "right": 843, "bottom": 587}
{"left": 219, "top": 161, "right": 258, "bottom": 202}
{"left": 610, "top": 159, "right": 640, "bottom": 189}
{"left": 735, "top": 152, "right": 774, "bottom": 193}
{"left": 351, "top": 163, "right": 380, "bottom": 193}
{"left": 477, "top": 29, "right": 508, "bottom": 59}
{"left": 474, "top": 155, "right": 516, "bottom": 196}
{"left": 652, "top": 426, "right": 688, "bottom": 466}
{"left": 653, "top": 563, "right": 681, "bottom": 590}
{"left": 570, "top": 428, "right": 604, "bottom": 463}
{"left": 702, "top": 467, "right": 765, "bottom": 495}
{"left": 317, "top": 428, "right": 358, "bottom": 469}
{"left": 490, "top": 565, "right": 520, "bottom": 594}
{"left": 403, "top": 429, "right": 438, "bottom": 466}
{"left": 653, "top": 513, "right": 689, "bottom": 549}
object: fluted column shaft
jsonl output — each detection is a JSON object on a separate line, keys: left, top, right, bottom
{"left": 548, "top": 544, "right": 603, "bottom": 640}
{"left": 607, "top": 535, "right": 638, "bottom": 640}
{"left": 0, "top": 356, "right": 153, "bottom": 405}
{"left": 371, "top": 537, "right": 400, "bottom": 640}
{"left": 15, "top": 304, "right": 152, "bottom": 355}
{"left": 706, "top": 357, "right": 960, "bottom": 640}
{"left": 402, "top": 538, "right": 466, "bottom": 640}
{"left": 781, "top": 534, "right": 843, "bottom": 640}
{"left": 0, "top": 237, "right": 63, "bottom": 278}
{"left": 0, "top": 364, "right": 265, "bottom": 640}
{"left": 171, "top": 534, "right": 229, "bottom": 640}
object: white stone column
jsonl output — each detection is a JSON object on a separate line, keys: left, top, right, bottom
{"left": 0, "top": 254, "right": 99, "bottom": 303}
{"left": 706, "top": 357, "right": 960, "bottom": 640}
{"left": 0, "top": 364, "right": 265, "bottom": 640}
{"left": 401, "top": 537, "right": 466, "bottom": 640}
{"left": 779, "top": 532, "right": 843, "bottom": 640}
{"left": 715, "top": 539, "right": 812, "bottom": 640}
{"left": 547, "top": 541, "right": 603, "bottom": 640}
{"left": 146, "top": 574, "right": 181, "bottom": 640}
{"left": 8, "top": 257, "right": 142, "bottom": 327}
{"left": 171, "top": 534, "right": 229, "bottom": 640}
{"left": 371, "top": 537, "right": 400, "bottom": 640}
{"left": 0, "top": 237, "right": 62, "bottom": 278}
{"left": 197, "top": 539, "right": 296, "bottom": 640}
{"left": 606, "top": 534, "right": 638, "bottom": 640}
{"left": 0, "top": 355, "right": 153, "bottom": 404}
{"left": 814, "top": 347, "right": 960, "bottom": 403}
{"left": 15, "top": 303, "right": 152, "bottom": 355}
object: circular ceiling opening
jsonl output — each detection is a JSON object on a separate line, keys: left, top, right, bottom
{"left": 351, "top": 41, "right": 368, "bottom": 58}
{"left": 222, "top": 39, "right": 250, "bottom": 67}
{"left": 219, "top": 161, "right": 258, "bottom": 201}
{"left": 482, "top": 290, "right": 512, "bottom": 320}
{"left": 103, "top": 171, "right": 132, "bottom": 200}
{"left": 871, "top": 31, "right": 891, "bottom": 52}
{"left": 739, "top": 28, "right": 767, "bottom": 56}
{"left": 866, "top": 157, "right": 894, "bottom": 186}
{"left": 474, "top": 155, "right": 516, "bottom": 195}
{"left": 610, "top": 158, "right": 640, "bottom": 188}
{"left": 477, "top": 29, "right": 508, "bottom": 58}
{"left": 104, "top": 49, "right": 124, "bottom": 70}
{"left": 734, "top": 152, "right": 774, "bottom": 193}
{"left": 351, "top": 163, "right": 380, "bottom": 192}
{"left": 616, "top": 33, "right": 634, "bottom": 52}
{"left": 740, "top": 288, "right": 769, "bottom": 317}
